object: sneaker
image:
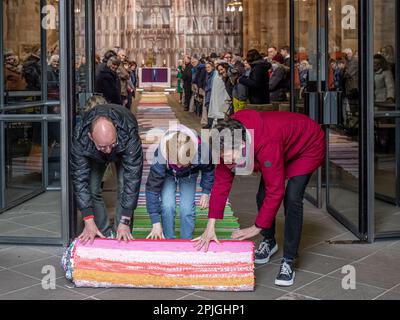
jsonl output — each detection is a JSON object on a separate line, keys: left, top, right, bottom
{"left": 275, "top": 259, "right": 296, "bottom": 287}
{"left": 254, "top": 239, "right": 278, "bottom": 264}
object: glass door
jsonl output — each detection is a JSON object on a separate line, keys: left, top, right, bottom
{"left": 292, "top": 0, "right": 365, "bottom": 237}
{"left": 0, "top": 0, "right": 79, "bottom": 245}
{"left": 373, "top": 0, "right": 400, "bottom": 238}
{"left": 0, "top": 0, "right": 62, "bottom": 242}
{"left": 325, "top": 0, "right": 363, "bottom": 237}
{"left": 293, "top": 0, "right": 322, "bottom": 207}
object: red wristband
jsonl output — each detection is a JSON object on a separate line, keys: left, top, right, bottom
{"left": 83, "top": 215, "right": 94, "bottom": 221}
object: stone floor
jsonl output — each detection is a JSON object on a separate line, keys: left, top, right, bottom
{"left": 1, "top": 193, "right": 400, "bottom": 300}
{"left": 0, "top": 93, "right": 400, "bottom": 300}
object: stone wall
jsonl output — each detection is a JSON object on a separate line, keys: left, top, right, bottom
{"left": 95, "top": 0, "right": 243, "bottom": 67}
{"left": 243, "top": 0, "right": 290, "bottom": 55}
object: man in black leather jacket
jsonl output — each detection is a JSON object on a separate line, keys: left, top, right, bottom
{"left": 71, "top": 104, "right": 143, "bottom": 244}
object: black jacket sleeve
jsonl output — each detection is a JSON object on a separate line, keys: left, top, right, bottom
{"left": 239, "top": 65, "right": 269, "bottom": 90}
{"left": 70, "top": 127, "right": 94, "bottom": 218}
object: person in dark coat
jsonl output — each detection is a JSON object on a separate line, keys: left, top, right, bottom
{"left": 71, "top": 104, "right": 143, "bottom": 243}
{"left": 269, "top": 62, "right": 290, "bottom": 102}
{"left": 95, "top": 56, "right": 122, "bottom": 105}
{"left": 22, "top": 51, "right": 41, "bottom": 91}
{"left": 182, "top": 55, "right": 193, "bottom": 111}
{"left": 239, "top": 49, "right": 271, "bottom": 105}
{"left": 95, "top": 50, "right": 117, "bottom": 80}
{"left": 191, "top": 56, "right": 207, "bottom": 115}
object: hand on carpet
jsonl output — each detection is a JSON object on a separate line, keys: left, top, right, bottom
{"left": 117, "top": 223, "right": 134, "bottom": 243}
{"left": 193, "top": 219, "right": 220, "bottom": 252}
{"left": 146, "top": 223, "right": 165, "bottom": 240}
{"left": 232, "top": 225, "right": 262, "bottom": 241}
{"left": 78, "top": 219, "right": 105, "bottom": 245}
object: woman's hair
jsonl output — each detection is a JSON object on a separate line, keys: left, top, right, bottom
{"left": 165, "top": 132, "right": 197, "bottom": 166}
{"left": 246, "top": 49, "right": 263, "bottom": 63}
{"left": 374, "top": 54, "right": 389, "bottom": 71}
{"left": 216, "top": 62, "right": 229, "bottom": 71}
{"left": 85, "top": 95, "right": 107, "bottom": 112}
{"left": 214, "top": 119, "right": 247, "bottom": 153}
{"left": 205, "top": 62, "right": 215, "bottom": 69}
{"left": 107, "top": 56, "right": 121, "bottom": 67}
{"left": 102, "top": 50, "right": 117, "bottom": 63}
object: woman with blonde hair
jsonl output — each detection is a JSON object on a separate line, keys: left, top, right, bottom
{"left": 146, "top": 125, "right": 215, "bottom": 240}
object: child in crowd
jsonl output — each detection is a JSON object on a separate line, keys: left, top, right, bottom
{"left": 146, "top": 125, "right": 215, "bottom": 240}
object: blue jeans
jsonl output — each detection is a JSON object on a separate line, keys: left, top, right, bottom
{"left": 161, "top": 174, "right": 198, "bottom": 239}
{"left": 90, "top": 160, "right": 125, "bottom": 237}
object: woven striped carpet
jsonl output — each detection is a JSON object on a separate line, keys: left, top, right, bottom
{"left": 133, "top": 93, "right": 240, "bottom": 239}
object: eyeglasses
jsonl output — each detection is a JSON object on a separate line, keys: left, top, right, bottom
{"left": 94, "top": 139, "right": 119, "bottom": 153}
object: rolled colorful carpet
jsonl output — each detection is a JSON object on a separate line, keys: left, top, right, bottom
{"left": 62, "top": 239, "right": 255, "bottom": 292}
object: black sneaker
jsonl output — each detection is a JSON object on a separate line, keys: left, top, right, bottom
{"left": 275, "top": 259, "right": 296, "bottom": 287}
{"left": 254, "top": 239, "right": 278, "bottom": 264}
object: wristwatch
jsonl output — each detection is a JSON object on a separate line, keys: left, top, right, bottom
{"left": 120, "top": 217, "right": 131, "bottom": 227}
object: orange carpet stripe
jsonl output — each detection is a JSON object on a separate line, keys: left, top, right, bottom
{"left": 74, "top": 269, "right": 255, "bottom": 287}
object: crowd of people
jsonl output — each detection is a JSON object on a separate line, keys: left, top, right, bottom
{"left": 178, "top": 50, "right": 271, "bottom": 128}
{"left": 4, "top": 43, "right": 395, "bottom": 115}
{"left": 3, "top": 47, "right": 140, "bottom": 111}
{"left": 176, "top": 46, "right": 296, "bottom": 129}
{"left": 176, "top": 44, "right": 396, "bottom": 130}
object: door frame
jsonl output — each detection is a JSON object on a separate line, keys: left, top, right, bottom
{"left": 290, "top": 0, "right": 374, "bottom": 241}
{"left": 325, "top": 0, "right": 373, "bottom": 242}
{"left": 290, "top": 0, "right": 324, "bottom": 209}
{"left": 374, "top": 0, "right": 400, "bottom": 240}
{"left": 0, "top": 0, "right": 75, "bottom": 246}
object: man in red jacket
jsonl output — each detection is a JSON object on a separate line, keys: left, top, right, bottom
{"left": 194, "top": 110, "right": 326, "bottom": 287}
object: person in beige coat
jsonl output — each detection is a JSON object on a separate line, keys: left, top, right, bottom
{"left": 117, "top": 49, "right": 131, "bottom": 108}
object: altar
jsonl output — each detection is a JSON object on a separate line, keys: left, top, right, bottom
{"left": 139, "top": 67, "right": 171, "bottom": 89}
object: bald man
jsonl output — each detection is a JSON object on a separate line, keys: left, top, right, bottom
{"left": 71, "top": 104, "right": 143, "bottom": 244}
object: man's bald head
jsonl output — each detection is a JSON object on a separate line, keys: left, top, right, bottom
{"left": 89, "top": 116, "right": 117, "bottom": 154}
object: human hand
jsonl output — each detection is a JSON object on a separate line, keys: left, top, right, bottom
{"left": 116, "top": 223, "right": 134, "bottom": 243}
{"left": 199, "top": 194, "right": 210, "bottom": 210}
{"left": 192, "top": 219, "right": 220, "bottom": 252}
{"left": 146, "top": 223, "right": 165, "bottom": 240}
{"left": 232, "top": 225, "right": 262, "bottom": 241}
{"left": 78, "top": 219, "right": 105, "bottom": 245}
